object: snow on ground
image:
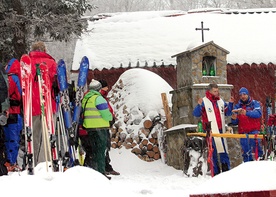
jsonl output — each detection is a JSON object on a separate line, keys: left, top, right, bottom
{"left": 2, "top": 147, "right": 276, "bottom": 197}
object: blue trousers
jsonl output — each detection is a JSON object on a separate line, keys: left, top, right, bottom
{"left": 212, "top": 130, "right": 230, "bottom": 175}
{"left": 3, "top": 114, "right": 23, "bottom": 164}
{"left": 240, "top": 130, "right": 263, "bottom": 162}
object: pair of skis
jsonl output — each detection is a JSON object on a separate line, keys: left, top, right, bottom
{"left": 20, "top": 55, "right": 59, "bottom": 174}
{"left": 263, "top": 96, "right": 275, "bottom": 160}
{"left": 37, "top": 63, "right": 59, "bottom": 172}
{"left": 20, "top": 55, "right": 34, "bottom": 175}
{"left": 57, "top": 56, "right": 89, "bottom": 170}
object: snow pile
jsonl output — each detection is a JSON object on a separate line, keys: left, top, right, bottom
{"left": 3, "top": 164, "right": 113, "bottom": 197}
{"left": 190, "top": 161, "right": 276, "bottom": 195}
{"left": 108, "top": 68, "right": 173, "bottom": 161}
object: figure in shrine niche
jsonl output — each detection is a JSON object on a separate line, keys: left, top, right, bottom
{"left": 202, "top": 56, "right": 216, "bottom": 76}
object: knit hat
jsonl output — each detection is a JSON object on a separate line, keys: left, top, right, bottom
{"left": 89, "top": 79, "right": 102, "bottom": 91}
{"left": 99, "top": 79, "right": 108, "bottom": 88}
{"left": 239, "top": 87, "right": 249, "bottom": 95}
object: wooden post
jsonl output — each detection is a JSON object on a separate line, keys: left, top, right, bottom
{"left": 161, "top": 93, "right": 172, "bottom": 129}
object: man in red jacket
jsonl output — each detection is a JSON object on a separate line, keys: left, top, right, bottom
{"left": 29, "top": 41, "right": 57, "bottom": 166}
{"left": 231, "top": 87, "right": 263, "bottom": 162}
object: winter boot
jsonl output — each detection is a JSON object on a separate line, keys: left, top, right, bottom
{"left": 84, "top": 155, "right": 93, "bottom": 168}
{"left": 221, "top": 163, "right": 229, "bottom": 172}
{"left": 106, "top": 170, "right": 120, "bottom": 175}
{"left": 4, "top": 162, "right": 21, "bottom": 172}
{"left": 214, "top": 163, "right": 221, "bottom": 176}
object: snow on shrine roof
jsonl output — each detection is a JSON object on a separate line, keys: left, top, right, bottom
{"left": 171, "top": 41, "right": 230, "bottom": 58}
{"left": 72, "top": 9, "right": 276, "bottom": 70}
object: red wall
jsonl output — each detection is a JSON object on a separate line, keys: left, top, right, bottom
{"left": 227, "top": 63, "right": 276, "bottom": 120}
{"left": 86, "top": 65, "right": 177, "bottom": 89}
{"left": 72, "top": 63, "right": 275, "bottom": 121}
{"left": 190, "top": 189, "right": 276, "bottom": 197}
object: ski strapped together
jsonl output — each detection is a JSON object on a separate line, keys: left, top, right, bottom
{"left": 263, "top": 96, "right": 275, "bottom": 160}
{"left": 72, "top": 56, "right": 89, "bottom": 166}
{"left": 20, "top": 54, "right": 34, "bottom": 175}
{"left": 57, "top": 56, "right": 89, "bottom": 168}
{"left": 57, "top": 60, "right": 73, "bottom": 136}
{"left": 72, "top": 56, "right": 89, "bottom": 143}
{"left": 36, "top": 63, "right": 53, "bottom": 172}
{"left": 57, "top": 59, "right": 75, "bottom": 168}
{"left": 40, "top": 63, "right": 59, "bottom": 171}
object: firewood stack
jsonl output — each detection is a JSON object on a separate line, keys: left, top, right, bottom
{"left": 110, "top": 117, "right": 165, "bottom": 162}
{"left": 108, "top": 79, "right": 167, "bottom": 162}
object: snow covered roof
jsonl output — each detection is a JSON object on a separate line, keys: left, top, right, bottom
{"left": 72, "top": 9, "right": 276, "bottom": 70}
{"left": 187, "top": 7, "right": 276, "bottom": 14}
{"left": 171, "top": 41, "right": 230, "bottom": 58}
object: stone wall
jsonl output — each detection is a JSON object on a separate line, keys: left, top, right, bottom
{"left": 165, "top": 126, "right": 243, "bottom": 173}
{"left": 165, "top": 125, "right": 197, "bottom": 170}
{"left": 170, "top": 87, "right": 194, "bottom": 126}
{"left": 175, "top": 42, "right": 229, "bottom": 89}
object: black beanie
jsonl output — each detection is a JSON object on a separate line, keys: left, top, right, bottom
{"left": 99, "top": 79, "right": 108, "bottom": 88}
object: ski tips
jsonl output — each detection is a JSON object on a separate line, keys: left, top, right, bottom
{"left": 81, "top": 56, "right": 88, "bottom": 63}
{"left": 20, "top": 54, "right": 31, "bottom": 65}
{"left": 58, "top": 59, "right": 66, "bottom": 67}
{"left": 81, "top": 56, "right": 89, "bottom": 68}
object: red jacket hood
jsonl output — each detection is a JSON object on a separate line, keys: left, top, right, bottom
{"left": 29, "top": 51, "right": 55, "bottom": 61}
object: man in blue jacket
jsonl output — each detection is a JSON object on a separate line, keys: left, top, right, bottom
{"left": 231, "top": 87, "right": 263, "bottom": 162}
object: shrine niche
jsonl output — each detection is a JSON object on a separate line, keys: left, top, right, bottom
{"left": 202, "top": 55, "right": 216, "bottom": 76}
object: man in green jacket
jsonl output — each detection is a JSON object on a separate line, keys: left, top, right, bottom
{"left": 81, "top": 79, "right": 113, "bottom": 179}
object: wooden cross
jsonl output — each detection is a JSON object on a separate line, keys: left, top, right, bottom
{"left": 195, "top": 21, "right": 210, "bottom": 42}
